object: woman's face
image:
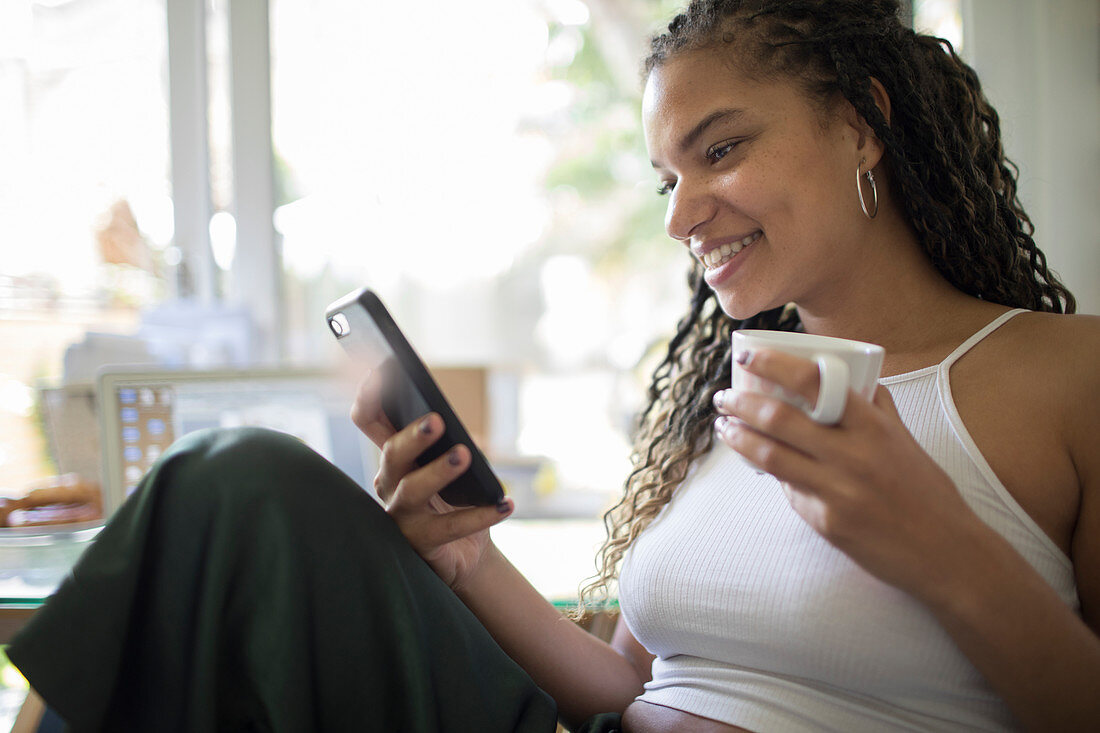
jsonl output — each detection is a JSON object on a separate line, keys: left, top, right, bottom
{"left": 643, "top": 48, "right": 872, "bottom": 320}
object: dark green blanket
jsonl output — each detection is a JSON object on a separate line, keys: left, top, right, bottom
{"left": 9, "top": 427, "right": 563, "bottom": 732}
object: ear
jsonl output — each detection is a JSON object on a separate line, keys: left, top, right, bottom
{"left": 838, "top": 76, "right": 891, "bottom": 169}
{"left": 867, "top": 77, "right": 892, "bottom": 127}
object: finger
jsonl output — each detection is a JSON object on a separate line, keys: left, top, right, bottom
{"left": 421, "top": 499, "right": 515, "bottom": 547}
{"left": 780, "top": 482, "right": 830, "bottom": 533}
{"left": 713, "top": 388, "right": 735, "bottom": 417}
{"left": 812, "top": 381, "right": 895, "bottom": 432}
{"left": 871, "top": 383, "right": 901, "bottom": 420}
{"left": 717, "top": 389, "right": 837, "bottom": 458}
{"left": 375, "top": 414, "right": 445, "bottom": 503}
{"left": 388, "top": 443, "right": 471, "bottom": 509}
{"left": 350, "top": 370, "right": 397, "bottom": 446}
{"left": 734, "top": 347, "right": 821, "bottom": 406}
{"left": 714, "top": 416, "right": 827, "bottom": 489}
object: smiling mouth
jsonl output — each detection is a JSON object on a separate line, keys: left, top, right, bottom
{"left": 701, "top": 231, "right": 761, "bottom": 269}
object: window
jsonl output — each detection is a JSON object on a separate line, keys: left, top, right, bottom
{"left": 268, "top": 0, "right": 688, "bottom": 513}
{"left": 0, "top": 0, "right": 171, "bottom": 490}
{"left": 913, "top": 0, "right": 964, "bottom": 55}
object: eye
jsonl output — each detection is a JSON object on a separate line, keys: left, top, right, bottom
{"left": 706, "top": 139, "right": 740, "bottom": 163}
{"left": 656, "top": 180, "right": 676, "bottom": 196}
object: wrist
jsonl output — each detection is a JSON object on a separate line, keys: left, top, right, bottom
{"left": 453, "top": 540, "right": 505, "bottom": 600}
{"left": 916, "top": 519, "right": 1023, "bottom": 623}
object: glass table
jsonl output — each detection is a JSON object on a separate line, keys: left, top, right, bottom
{"left": 0, "top": 522, "right": 104, "bottom": 642}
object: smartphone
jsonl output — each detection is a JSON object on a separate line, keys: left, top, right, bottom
{"left": 325, "top": 288, "right": 505, "bottom": 507}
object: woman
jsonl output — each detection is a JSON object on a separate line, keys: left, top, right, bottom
{"left": 10, "top": 0, "right": 1097, "bottom": 731}
{"left": 356, "top": 0, "right": 1098, "bottom": 730}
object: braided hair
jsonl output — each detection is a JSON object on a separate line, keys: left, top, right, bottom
{"left": 579, "top": 0, "right": 1075, "bottom": 610}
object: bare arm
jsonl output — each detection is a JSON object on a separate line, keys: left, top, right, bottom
{"left": 12, "top": 689, "right": 45, "bottom": 733}
{"left": 921, "top": 327, "right": 1100, "bottom": 731}
{"left": 455, "top": 545, "right": 646, "bottom": 729}
{"left": 920, "top": 517, "right": 1100, "bottom": 732}
{"left": 351, "top": 371, "right": 644, "bottom": 728}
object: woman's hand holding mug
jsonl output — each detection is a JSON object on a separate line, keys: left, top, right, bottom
{"left": 712, "top": 331, "right": 984, "bottom": 602}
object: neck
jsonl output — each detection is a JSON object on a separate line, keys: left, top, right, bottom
{"left": 794, "top": 210, "right": 1005, "bottom": 375}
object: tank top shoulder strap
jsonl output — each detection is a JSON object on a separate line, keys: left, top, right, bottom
{"left": 939, "top": 308, "right": 1029, "bottom": 373}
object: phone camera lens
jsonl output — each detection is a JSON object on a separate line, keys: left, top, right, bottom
{"left": 329, "top": 313, "right": 350, "bottom": 337}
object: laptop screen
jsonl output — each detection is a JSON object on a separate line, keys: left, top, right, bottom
{"left": 98, "top": 368, "right": 377, "bottom": 514}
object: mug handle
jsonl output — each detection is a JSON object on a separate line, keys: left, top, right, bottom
{"left": 809, "top": 354, "right": 849, "bottom": 425}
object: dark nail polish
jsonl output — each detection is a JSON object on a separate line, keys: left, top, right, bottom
{"left": 496, "top": 500, "right": 511, "bottom": 514}
{"left": 447, "top": 448, "right": 462, "bottom": 466}
{"left": 419, "top": 417, "right": 433, "bottom": 435}
{"left": 735, "top": 349, "right": 752, "bottom": 365}
{"left": 713, "top": 391, "right": 725, "bottom": 409}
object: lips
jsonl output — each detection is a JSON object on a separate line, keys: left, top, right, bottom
{"left": 697, "top": 230, "right": 761, "bottom": 269}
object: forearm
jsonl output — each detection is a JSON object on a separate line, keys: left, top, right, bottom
{"left": 924, "top": 523, "right": 1100, "bottom": 731}
{"left": 455, "top": 542, "right": 644, "bottom": 727}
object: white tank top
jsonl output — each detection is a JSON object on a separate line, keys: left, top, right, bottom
{"left": 618, "top": 309, "right": 1079, "bottom": 732}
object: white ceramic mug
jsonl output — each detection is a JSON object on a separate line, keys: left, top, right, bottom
{"left": 731, "top": 330, "right": 885, "bottom": 425}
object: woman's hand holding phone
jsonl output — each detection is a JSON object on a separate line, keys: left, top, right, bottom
{"left": 351, "top": 371, "right": 514, "bottom": 590}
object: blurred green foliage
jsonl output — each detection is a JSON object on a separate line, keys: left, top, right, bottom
{"left": 540, "top": 1, "right": 686, "bottom": 276}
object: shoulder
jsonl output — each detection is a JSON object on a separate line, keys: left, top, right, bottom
{"left": 1008, "top": 310, "right": 1100, "bottom": 347}
{"left": 1021, "top": 314, "right": 1100, "bottom": 632}
{"left": 960, "top": 310, "right": 1098, "bottom": 446}
{"left": 985, "top": 310, "right": 1099, "bottom": 379}
{"left": 998, "top": 308, "right": 1100, "bottom": 387}
{"left": 1003, "top": 311, "right": 1100, "bottom": 387}
{"left": 1003, "top": 311, "right": 1100, "bottom": 464}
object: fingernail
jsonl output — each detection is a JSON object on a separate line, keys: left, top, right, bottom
{"left": 496, "top": 499, "right": 512, "bottom": 514}
{"left": 714, "top": 416, "right": 730, "bottom": 435}
{"left": 735, "top": 349, "right": 753, "bottom": 366}
{"left": 713, "top": 390, "right": 726, "bottom": 409}
{"left": 447, "top": 447, "right": 463, "bottom": 466}
{"left": 419, "top": 416, "right": 433, "bottom": 435}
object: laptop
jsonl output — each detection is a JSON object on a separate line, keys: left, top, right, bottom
{"left": 96, "top": 367, "right": 378, "bottom": 516}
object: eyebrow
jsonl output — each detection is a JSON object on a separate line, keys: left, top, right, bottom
{"left": 650, "top": 108, "right": 746, "bottom": 168}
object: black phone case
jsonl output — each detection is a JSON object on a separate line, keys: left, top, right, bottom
{"left": 325, "top": 288, "right": 505, "bottom": 507}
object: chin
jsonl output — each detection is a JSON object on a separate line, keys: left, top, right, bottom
{"left": 713, "top": 291, "right": 766, "bottom": 322}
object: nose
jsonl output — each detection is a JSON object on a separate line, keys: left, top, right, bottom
{"left": 664, "top": 179, "right": 716, "bottom": 242}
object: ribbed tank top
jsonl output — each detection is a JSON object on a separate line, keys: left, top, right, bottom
{"left": 618, "top": 309, "right": 1079, "bottom": 732}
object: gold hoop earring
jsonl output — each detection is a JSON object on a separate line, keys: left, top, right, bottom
{"left": 857, "top": 162, "right": 878, "bottom": 219}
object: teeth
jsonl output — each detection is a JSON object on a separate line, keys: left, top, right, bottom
{"left": 702, "top": 231, "right": 760, "bottom": 269}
